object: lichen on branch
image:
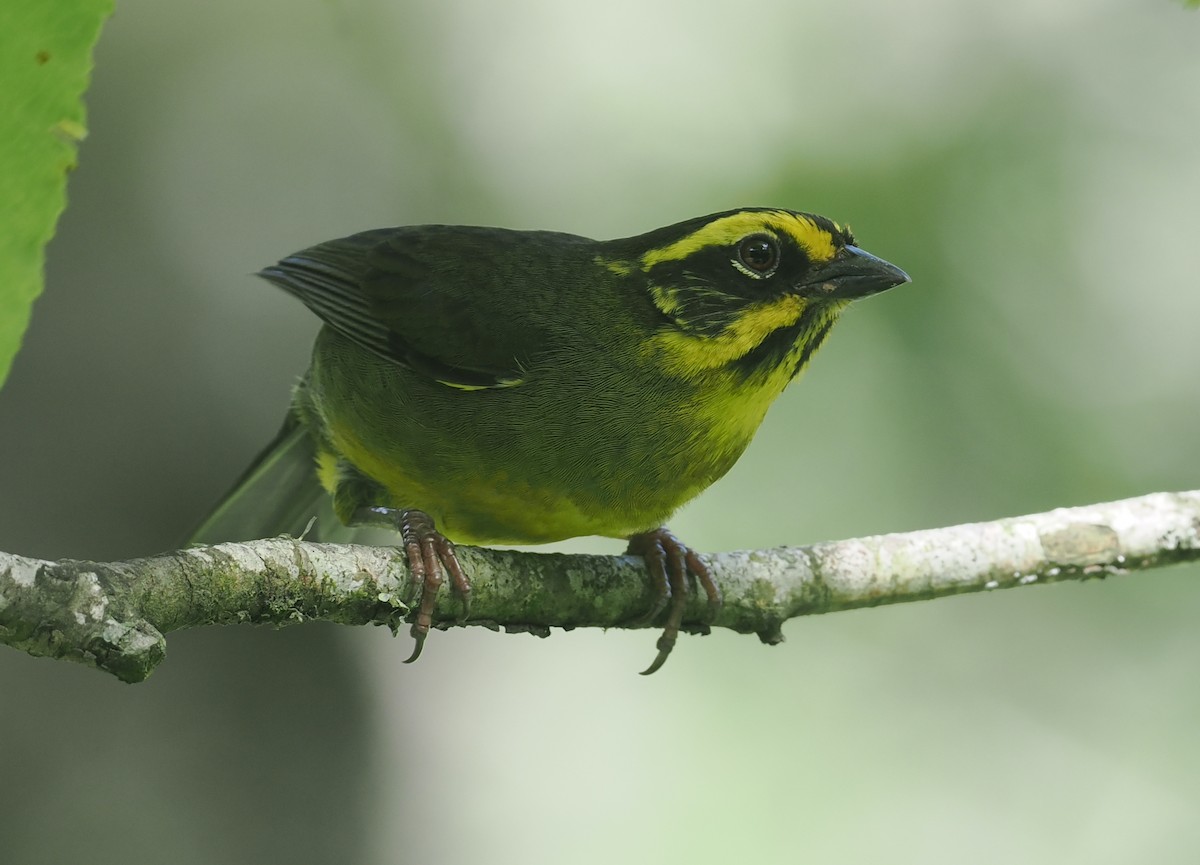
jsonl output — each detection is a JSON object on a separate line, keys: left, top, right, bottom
{"left": 1, "top": 490, "right": 1197, "bottom": 682}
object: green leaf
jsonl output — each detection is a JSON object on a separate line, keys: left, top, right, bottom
{"left": 0, "top": 0, "right": 113, "bottom": 390}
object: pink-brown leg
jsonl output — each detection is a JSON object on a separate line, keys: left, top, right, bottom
{"left": 626, "top": 528, "right": 721, "bottom": 675}
{"left": 360, "top": 507, "right": 470, "bottom": 663}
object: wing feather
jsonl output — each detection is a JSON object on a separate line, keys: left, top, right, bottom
{"left": 258, "top": 226, "right": 560, "bottom": 389}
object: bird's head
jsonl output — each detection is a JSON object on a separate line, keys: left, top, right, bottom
{"left": 602, "top": 207, "right": 910, "bottom": 378}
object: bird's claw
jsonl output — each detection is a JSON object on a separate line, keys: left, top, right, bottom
{"left": 626, "top": 528, "right": 721, "bottom": 675}
{"left": 390, "top": 508, "right": 469, "bottom": 663}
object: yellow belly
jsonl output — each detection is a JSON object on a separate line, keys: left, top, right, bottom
{"left": 306, "top": 322, "right": 817, "bottom": 546}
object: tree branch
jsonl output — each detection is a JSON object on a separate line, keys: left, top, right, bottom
{"left": 2, "top": 490, "right": 1197, "bottom": 682}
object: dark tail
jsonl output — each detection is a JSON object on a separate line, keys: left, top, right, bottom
{"left": 188, "top": 414, "right": 328, "bottom": 544}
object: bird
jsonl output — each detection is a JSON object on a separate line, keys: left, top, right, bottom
{"left": 192, "top": 207, "right": 910, "bottom": 673}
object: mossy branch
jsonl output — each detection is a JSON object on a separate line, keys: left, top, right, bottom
{"left": 1, "top": 490, "right": 1197, "bottom": 682}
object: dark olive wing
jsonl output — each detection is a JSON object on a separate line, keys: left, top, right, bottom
{"left": 259, "top": 226, "right": 585, "bottom": 389}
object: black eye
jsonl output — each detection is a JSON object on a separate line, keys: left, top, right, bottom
{"left": 736, "top": 234, "right": 779, "bottom": 276}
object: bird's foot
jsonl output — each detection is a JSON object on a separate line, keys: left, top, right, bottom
{"left": 625, "top": 527, "right": 721, "bottom": 675}
{"left": 357, "top": 506, "right": 471, "bottom": 663}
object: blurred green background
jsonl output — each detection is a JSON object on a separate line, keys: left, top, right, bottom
{"left": 2, "top": 1, "right": 1199, "bottom": 862}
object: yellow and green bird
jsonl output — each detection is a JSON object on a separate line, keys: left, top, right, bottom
{"left": 193, "top": 207, "right": 909, "bottom": 672}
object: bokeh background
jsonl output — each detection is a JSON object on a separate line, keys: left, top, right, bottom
{"left": 2, "top": 1, "right": 1198, "bottom": 862}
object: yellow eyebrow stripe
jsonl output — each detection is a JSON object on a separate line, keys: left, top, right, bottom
{"left": 640, "top": 210, "right": 838, "bottom": 268}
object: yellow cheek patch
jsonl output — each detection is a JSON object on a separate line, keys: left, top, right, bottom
{"left": 641, "top": 210, "right": 839, "bottom": 268}
{"left": 648, "top": 280, "right": 684, "bottom": 318}
{"left": 649, "top": 293, "right": 806, "bottom": 376}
